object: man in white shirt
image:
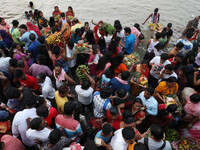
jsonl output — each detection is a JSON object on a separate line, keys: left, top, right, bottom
{"left": 138, "top": 124, "right": 171, "bottom": 150}
{"left": 110, "top": 127, "right": 135, "bottom": 150}
{"left": 0, "top": 53, "right": 11, "bottom": 76}
{"left": 12, "top": 94, "right": 38, "bottom": 147}
{"left": 37, "top": 73, "right": 57, "bottom": 109}
{"left": 148, "top": 53, "right": 171, "bottom": 88}
{"left": 114, "top": 23, "right": 126, "bottom": 48}
{"left": 75, "top": 70, "right": 95, "bottom": 113}
{"left": 66, "top": 40, "right": 77, "bottom": 77}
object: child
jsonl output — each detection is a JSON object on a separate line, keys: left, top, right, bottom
{"left": 28, "top": 1, "right": 34, "bottom": 9}
{"left": 29, "top": 10, "right": 34, "bottom": 20}
{"left": 100, "top": 70, "right": 111, "bottom": 88}
{"left": 25, "top": 11, "right": 31, "bottom": 19}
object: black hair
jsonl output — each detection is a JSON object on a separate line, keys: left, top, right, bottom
{"left": 179, "top": 65, "right": 189, "bottom": 75}
{"left": 29, "top": 10, "right": 33, "bottom": 14}
{"left": 186, "top": 31, "right": 193, "bottom": 39}
{"left": 161, "top": 31, "right": 166, "bottom": 38}
{"left": 124, "top": 116, "right": 135, "bottom": 124}
{"left": 68, "top": 40, "right": 74, "bottom": 48}
{"left": 81, "top": 80, "right": 91, "bottom": 90}
{"left": 122, "top": 126, "right": 135, "bottom": 140}
{"left": 157, "top": 108, "right": 169, "bottom": 118}
{"left": 36, "top": 96, "right": 45, "bottom": 107}
{"left": 166, "top": 104, "right": 177, "bottom": 113}
{"left": 19, "top": 24, "right": 28, "bottom": 31}
{"left": 68, "top": 6, "right": 73, "bottom": 15}
{"left": 134, "top": 98, "right": 143, "bottom": 105}
{"left": 0, "top": 52, "right": 2, "bottom": 58}
{"left": 134, "top": 143, "right": 148, "bottom": 150}
{"left": 12, "top": 20, "right": 19, "bottom": 27}
{"left": 25, "top": 94, "right": 36, "bottom": 107}
{"left": 85, "top": 22, "right": 89, "bottom": 26}
{"left": 190, "top": 93, "right": 200, "bottom": 103}
{"left": 134, "top": 23, "right": 141, "bottom": 32}
{"left": 108, "top": 36, "right": 121, "bottom": 55}
{"left": 0, "top": 17, "right": 3, "bottom": 23}
{"left": 85, "top": 30, "right": 96, "bottom": 44}
{"left": 30, "top": 117, "right": 43, "bottom": 130}
{"left": 61, "top": 12, "right": 65, "bottom": 17}
{"left": 64, "top": 101, "right": 76, "bottom": 115}
{"left": 150, "top": 124, "right": 164, "bottom": 140}
{"left": 121, "top": 71, "right": 130, "bottom": 80}
{"left": 105, "top": 70, "right": 112, "bottom": 78}
{"left": 114, "top": 22, "right": 122, "bottom": 30}
{"left": 165, "top": 64, "right": 174, "bottom": 71}
{"left": 49, "top": 17, "right": 55, "bottom": 28}
{"left": 92, "top": 44, "right": 99, "bottom": 53}
{"left": 48, "top": 128, "right": 62, "bottom": 145}
{"left": 51, "top": 26, "right": 58, "bottom": 34}
{"left": 110, "top": 53, "right": 124, "bottom": 74}
{"left": 176, "top": 42, "right": 184, "bottom": 48}
{"left": 37, "top": 54, "right": 46, "bottom": 65}
{"left": 154, "top": 43, "right": 163, "bottom": 50}
{"left": 36, "top": 104, "right": 49, "bottom": 118}
{"left": 116, "top": 89, "right": 127, "bottom": 98}
{"left": 58, "top": 84, "right": 69, "bottom": 94}
{"left": 155, "top": 32, "right": 162, "bottom": 39}
{"left": 38, "top": 73, "right": 46, "bottom": 80}
{"left": 52, "top": 46, "right": 61, "bottom": 55}
{"left": 38, "top": 36, "right": 45, "bottom": 44}
{"left": 55, "top": 63, "right": 62, "bottom": 68}
{"left": 100, "top": 87, "right": 112, "bottom": 99}
{"left": 73, "top": 18, "right": 79, "bottom": 24}
{"left": 4, "top": 86, "right": 21, "bottom": 99}
{"left": 97, "top": 55, "right": 111, "bottom": 71}
{"left": 74, "top": 28, "right": 81, "bottom": 38}
{"left": 176, "top": 52, "right": 184, "bottom": 59}
{"left": 9, "top": 58, "right": 18, "bottom": 67}
{"left": 167, "top": 77, "right": 177, "bottom": 83}
{"left": 154, "top": 8, "right": 159, "bottom": 12}
{"left": 102, "top": 123, "right": 113, "bottom": 135}
{"left": 124, "top": 27, "right": 131, "bottom": 34}
{"left": 122, "top": 110, "right": 132, "bottom": 121}
{"left": 188, "top": 56, "right": 195, "bottom": 64}
{"left": 167, "top": 23, "right": 172, "bottom": 28}
{"left": 84, "top": 141, "right": 98, "bottom": 150}
{"left": 160, "top": 53, "right": 169, "bottom": 61}
{"left": 145, "top": 87, "right": 154, "bottom": 95}
{"left": 110, "top": 106, "right": 119, "bottom": 116}
{"left": 25, "top": 11, "right": 28, "bottom": 14}
{"left": 14, "top": 69, "right": 24, "bottom": 78}
{"left": 29, "top": 1, "right": 33, "bottom": 7}
{"left": 29, "top": 33, "right": 36, "bottom": 41}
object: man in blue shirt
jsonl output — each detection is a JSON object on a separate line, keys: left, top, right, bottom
{"left": 28, "top": 33, "right": 41, "bottom": 63}
{"left": 19, "top": 24, "right": 38, "bottom": 51}
{"left": 137, "top": 87, "right": 158, "bottom": 116}
{"left": 120, "top": 27, "right": 135, "bottom": 55}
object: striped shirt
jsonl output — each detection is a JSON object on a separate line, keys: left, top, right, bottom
{"left": 55, "top": 115, "right": 82, "bottom": 142}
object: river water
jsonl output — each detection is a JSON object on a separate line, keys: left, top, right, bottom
{"left": 0, "top": 0, "right": 199, "bottom": 56}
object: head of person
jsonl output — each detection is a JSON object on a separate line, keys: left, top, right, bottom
{"left": 25, "top": 94, "right": 36, "bottom": 108}
{"left": 124, "top": 117, "right": 135, "bottom": 128}
{"left": 68, "top": 40, "right": 74, "bottom": 49}
{"left": 36, "top": 104, "right": 49, "bottom": 118}
{"left": 48, "top": 128, "right": 61, "bottom": 145}
{"left": 116, "top": 89, "right": 128, "bottom": 99}
{"left": 68, "top": 6, "right": 73, "bottom": 12}
{"left": 160, "top": 53, "right": 169, "bottom": 64}
{"left": 37, "top": 73, "right": 46, "bottom": 83}
{"left": 133, "top": 98, "right": 143, "bottom": 112}
{"left": 154, "top": 8, "right": 159, "bottom": 14}
{"left": 61, "top": 12, "right": 65, "bottom": 18}
{"left": 98, "top": 21, "right": 103, "bottom": 27}
{"left": 175, "top": 52, "right": 183, "bottom": 62}
{"left": 29, "top": 10, "right": 33, "bottom": 14}
{"left": 0, "top": 17, "right": 6, "bottom": 26}
{"left": 134, "top": 143, "right": 148, "bottom": 150}
{"left": 134, "top": 23, "right": 141, "bottom": 32}
{"left": 154, "top": 43, "right": 163, "bottom": 51}
{"left": 72, "top": 18, "right": 79, "bottom": 25}
{"left": 92, "top": 44, "right": 100, "bottom": 54}
{"left": 4, "top": 86, "right": 22, "bottom": 100}
{"left": 112, "top": 52, "right": 124, "bottom": 65}
{"left": 25, "top": 11, "right": 29, "bottom": 16}
{"left": 176, "top": 42, "right": 184, "bottom": 50}
{"left": 30, "top": 117, "right": 47, "bottom": 131}
{"left": 122, "top": 126, "right": 135, "bottom": 144}
{"left": 140, "top": 60, "right": 148, "bottom": 69}
{"left": 17, "top": 60, "right": 25, "bottom": 69}
{"left": 178, "top": 65, "right": 189, "bottom": 76}
{"left": 54, "top": 64, "right": 62, "bottom": 76}
{"left": 38, "top": 11, "right": 43, "bottom": 17}
{"left": 121, "top": 71, "right": 130, "bottom": 81}
{"left": 155, "top": 32, "right": 162, "bottom": 40}
{"left": 110, "top": 106, "right": 119, "bottom": 119}
{"left": 9, "top": 58, "right": 18, "bottom": 73}
{"left": 58, "top": 84, "right": 69, "bottom": 97}
{"left": 37, "top": 54, "right": 46, "bottom": 65}
{"left": 35, "top": 96, "right": 46, "bottom": 108}
{"left": 54, "top": 6, "right": 59, "bottom": 12}
{"left": 161, "top": 31, "right": 166, "bottom": 39}
{"left": 19, "top": 24, "right": 28, "bottom": 33}
{"left": 124, "top": 27, "right": 131, "bottom": 36}
{"left": 166, "top": 104, "right": 177, "bottom": 113}
{"left": 102, "top": 123, "right": 113, "bottom": 137}
{"left": 84, "top": 22, "right": 90, "bottom": 30}
{"left": 29, "top": 33, "right": 36, "bottom": 42}
{"left": 150, "top": 124, "right": 164, "bottom": 141}
{"left": 84, "top": 141, "right": 98, "bottom": 150}
{"left": 105, "top": 70, "right": 112, "bottom": 78}
{"left": 195, "top": 16, "right": 200, "bottom": 21}
{"left": 144, "top": 87, "right": 154, "bottom": 99}
{"left": 49, "top": 17, "right": 55, "bottom": 24}
{"left": 64, "top": 101, "right": 76, "bottom": 116}
{"left": 29, "top": 1, "right": 33, "bottom": 7}
{"left": 164, "top": 64, "right": 174, "bottom": 75}
{"left": 167, "top": 23, "right": 172, "bottom": 30}
{"left": 14, "top": 69, "right": 26, "bottom": 80}
{"left": 38, "top": 36, "right": 45, "bottom": 44}
{"left": 100, "top": 87, "right": 113, "bottom": 99}
{"left": 12, "top": 42, "right": 21, "bottom": 51}
{"left": 12, "top": 20, "right": 19, "bottom": 27}
{"left": 190, "top": 93, "right": 200, "bottom": 104}
{"left": 114, "top": 23, "right": 122, "bottom": 32}
{"left": 81, "top": 80, "right": 91, "bottom": 90}
{"left": 166, "top": 77, "right": 177, "bottom": 88}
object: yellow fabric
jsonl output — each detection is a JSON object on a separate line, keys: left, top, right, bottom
{"left": 71, "top": 23, "right": 84, "bottom": 33}
{"left": 155, "top": 81, "right": 178, "bottom": 96}
{"left": 127, "top": 142, "right": 137, "bottom": 150}
{"left": 55, "top": 91, "right": 68, "bottom": 114}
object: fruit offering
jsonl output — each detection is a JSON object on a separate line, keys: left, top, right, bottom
{"left": 132, "top": 72, "right": 148, "bottom": 87}
{"left": 124, "top": 52, "right": 140, "bottom": 66}
{"left": 46, "top": 32, "right": 61, "bottom": 45}
{"left": 75, "top": 43, "right": 92, "bottom": 54}
{"left": 76, "top": 65, "right": 90, "bottom": 82}
{"left": 99, "top": 23, "right": 115, "bottom": 35}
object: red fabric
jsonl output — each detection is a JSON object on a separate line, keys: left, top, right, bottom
{"left": 106, "top": 110, "right": 123, "bottom": 123}
{"left": 112, "top": 121, "right": 121, "bottom": 130}
{"left": 26, "top": 22, "right": 42, "bottom": 37}
{"left": 112, "top": 46, "right": 121, "bottom": 57}
{"left": 45, "top": 107, "right": 59, "bottom": 126}
{"left": 93, "top": 25, "right": 105, "bottom": 41}
{"left": 168, "top": 57, "right": 178, "bottom": 66}
{"left": 52, "top": 11, "right": 61, "bottom": 16}
{"left": 89, "top": 118, "right": 103, "bottom": 130}
{"left": 19, "top": 74, "right": 39, "bottom": 90}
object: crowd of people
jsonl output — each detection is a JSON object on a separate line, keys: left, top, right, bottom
{"left": 0, "top": 2, "right": 200, "bottom": 150}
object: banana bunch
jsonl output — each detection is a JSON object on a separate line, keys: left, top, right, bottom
{"left": 76, "top": 65, "right": 90, "bottom": 82}
{"left": 46, "top": 32, "right": 61, "bottom": 45}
